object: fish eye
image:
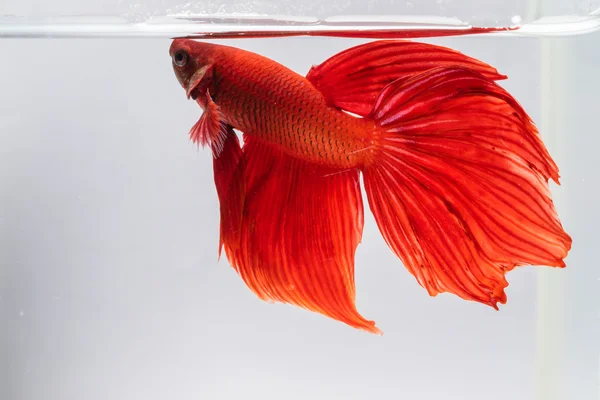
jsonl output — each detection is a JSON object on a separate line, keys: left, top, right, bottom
{"left": 173, "top": 50, "right": 188, "bottom": 67}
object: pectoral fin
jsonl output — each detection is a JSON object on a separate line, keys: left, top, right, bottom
{"left": 189, "top": 90, "right": 227, "bottom": 158}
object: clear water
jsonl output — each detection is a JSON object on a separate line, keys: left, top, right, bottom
{"left": 1, "top": 8, "right": 599, "bottom": 400}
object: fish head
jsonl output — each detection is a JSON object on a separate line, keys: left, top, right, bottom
{"left": 169, "top": 39, "right": 215, "bottom": 100}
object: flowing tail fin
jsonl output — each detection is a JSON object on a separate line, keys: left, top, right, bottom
{"left": 361, "top": 67, "right": 572, "bottom": 307}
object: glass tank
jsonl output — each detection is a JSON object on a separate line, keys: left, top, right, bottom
{"left": 1, "top": 1, "right": 598, "bottom": 400}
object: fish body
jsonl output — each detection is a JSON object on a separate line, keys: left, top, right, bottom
{"left": 177, "top": 42, "right": 374, "bottom": 168}
{"left": 169, "top": 39, "right": 572, "bottom": 334}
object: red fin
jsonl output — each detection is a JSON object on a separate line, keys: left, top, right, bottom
{"left": 189, "top": 90, "right": 227, "bottom": 157}
{"left": 213, "top": 128, "right": 245, "bottom": 259}
{"left": 226, "top": 136, "right": 380, "bottom": 334}
{"left": 362, "top": 67, "right": 571, "bottom": 308}
{"left": 306, "top": 40, "right": 507, "bottom": 116}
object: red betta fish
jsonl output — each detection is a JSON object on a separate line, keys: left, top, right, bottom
{"left": 169, "top": 39, "right": 572, "bottom": 334}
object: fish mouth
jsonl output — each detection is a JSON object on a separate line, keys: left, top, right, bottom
{"left": 186, "top": 65, "right": 209, "bottom": 100}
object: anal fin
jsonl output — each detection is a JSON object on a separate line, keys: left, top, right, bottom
{"left": 225, "top": 136, "right": 379, "bottom": 334}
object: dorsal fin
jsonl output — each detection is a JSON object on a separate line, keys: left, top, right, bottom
{"left": 306, "top": 40, "right": 507, "bottom": 116}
